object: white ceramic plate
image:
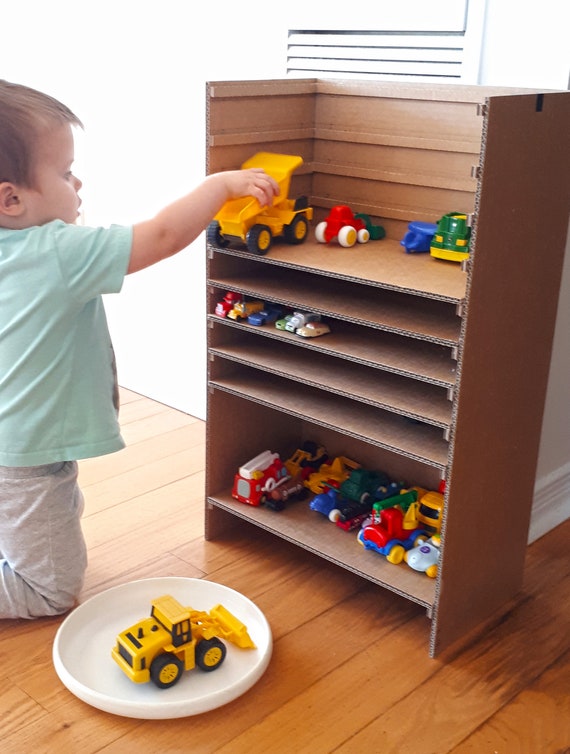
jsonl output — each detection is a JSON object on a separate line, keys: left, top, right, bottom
{"left": 52, "top": 577, "right": 272, "bottom": 719}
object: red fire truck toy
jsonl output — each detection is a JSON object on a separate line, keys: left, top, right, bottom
{"left": 232, "top": 451, "right": 289, "bottom": 507}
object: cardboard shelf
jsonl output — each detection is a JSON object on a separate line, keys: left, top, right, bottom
{"left": 208, "top": 265, "right": 461, "bottom": 347}
{"left": 208, "top": 315, "right": 457, "bottom": 388}
{"left": 210, "top": 238, "right": 467, "bottom": 303}
{"left": 207, "top": 492, "right": 437, "bottom": 610}
{"left": 209, "top": 372, "right": 449, "bottom": 469}
{"left": 209, "top": 338, "right": 453, "bottom": 429}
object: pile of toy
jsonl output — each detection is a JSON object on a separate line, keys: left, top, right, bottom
{"left": 215, "top": 291, "right": 331, "bottom": 338}
{"left": 231, "top": 444, "right": 444, "bottom": 578}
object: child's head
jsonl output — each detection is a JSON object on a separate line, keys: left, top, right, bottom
{"left": 0, "top": 80, "right": 84, "bottom": 228}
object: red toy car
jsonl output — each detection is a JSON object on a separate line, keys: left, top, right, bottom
{"left": 215, "top": 291, "right": 242, "bottom": 318}
{"left": 315, "top": 205, "right": 385, "bottom": 247}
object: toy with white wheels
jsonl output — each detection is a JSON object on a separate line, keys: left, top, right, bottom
{"left": 315, "top": 205, "right": 385, "bottom": 248}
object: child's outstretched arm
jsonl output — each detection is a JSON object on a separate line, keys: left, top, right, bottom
{"left": 129, "top": 168, "right": 279, "bottom": 274}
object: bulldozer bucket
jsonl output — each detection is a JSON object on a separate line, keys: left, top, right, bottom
{"left": 209, "top": 604, "right": 257, "bottom": 649}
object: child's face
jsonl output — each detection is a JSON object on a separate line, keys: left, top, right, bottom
{"left": 23, "top": 123, "right": 83, "bottom": 226}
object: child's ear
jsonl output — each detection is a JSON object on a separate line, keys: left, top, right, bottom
{"left": 0, "top": 182, "right": 25, "bottom": 216}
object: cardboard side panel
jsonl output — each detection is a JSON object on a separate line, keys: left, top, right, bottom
{"left": 432, "top": 92, "right": 570, "bottom": 654}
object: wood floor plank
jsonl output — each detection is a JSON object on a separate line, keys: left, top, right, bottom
{"left": 450, "top": 648, "right": 570, "bottom": 753}
{"left": 78, "top": 422, "right": 205, "bottom": 487}
{"left": 82, "top": 446, "right": 204, "bottom": 515}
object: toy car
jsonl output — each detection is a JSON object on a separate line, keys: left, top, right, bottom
{"left": 315, "top": 205, "right": 385, "bottom": 247}
{"left": 215, "top": 291, "right": 242, "bottom": 317}
{"left": 405, "top": 535, "right": 441, "bottom": 578}
{"left": 296, "top": 321, "right": 331, "bottom": 338}
{"left": 265, "top": 473, "right": 308, "bottom": 511}
{"left": 285, "top": 311, "right": 321, "bottom": 333}
{"left": 207, "top": 152, "right": 313, "bottom": 255}
{"left": 400, "top": 221, "right": 438, "bottom": 253}
{"left": 430, "top": 212, "right": 471, "bottom": 262}
{"left": 275, "top": 314, "right": 294, "bottom": 330}
{"left": 248, "top": 303, "right": 284, "bottom": 326}
{"left": 227, "top": 299, "right": 264, "bottom": 321}
{"left": 415, "top": 490, "right": 444, "bottom": 535}
{"left": 310, "top": 475, "right": 406, "bottom": 531}
{"left": 232, "top": 450, "right": 289, "bottom": 506}
{"left": 357, "top": 506, "right": 428, "bottom": 564}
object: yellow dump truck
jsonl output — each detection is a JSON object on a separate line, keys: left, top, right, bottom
{"left": 207, "top": 152, "right": 313, "bottom": 255}
{"left": 112, "top": 594, "right": 256, "bottom": 689}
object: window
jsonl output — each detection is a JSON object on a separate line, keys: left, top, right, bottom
{"left": 287, "top": 1, "right": 485, "bottom": 83}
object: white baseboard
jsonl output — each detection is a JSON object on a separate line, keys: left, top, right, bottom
{"left": 529, "top": 461, "right": 570, "bottom": 543}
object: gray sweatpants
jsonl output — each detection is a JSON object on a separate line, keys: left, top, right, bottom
{"left": 0, "top": 461, "right": 87, "bottom": 619}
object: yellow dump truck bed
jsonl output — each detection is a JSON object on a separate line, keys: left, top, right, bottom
{"left": 213, "top": 152, "right": 304, "bottom": 237}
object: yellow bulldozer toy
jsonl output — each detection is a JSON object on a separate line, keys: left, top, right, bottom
{"left": 112, "top": 594, "right": 256, "bottom": 689}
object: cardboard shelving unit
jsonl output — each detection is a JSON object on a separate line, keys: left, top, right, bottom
{"left": 204, "top": 79, "right": 570, "bottom": 656}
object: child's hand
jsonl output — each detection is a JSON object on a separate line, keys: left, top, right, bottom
{"left": 225, "top": 168, "right": 280, "bottom": 207}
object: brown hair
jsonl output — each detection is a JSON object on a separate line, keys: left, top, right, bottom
{"left": 0, "top": 80, "right": 83, "bottom": 187}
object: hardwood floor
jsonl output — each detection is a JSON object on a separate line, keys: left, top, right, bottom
{"left": 1, "top": 388, "right": 569, "bottom": 753}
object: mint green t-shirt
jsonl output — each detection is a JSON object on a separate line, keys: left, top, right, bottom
{"left": 0, "top": 220, "right": 132, "bottom": 466}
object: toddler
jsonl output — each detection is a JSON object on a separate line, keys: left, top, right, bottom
{"left": 0, "top": 80, "right": 278, "bottom": 619}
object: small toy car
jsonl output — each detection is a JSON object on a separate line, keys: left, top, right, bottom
{"left": 296, "top": 321, "right": 331, "bottom": 338}
{"left": 400, "top": 221, "right": 438, "bottom": 253}
{"left": 315, "top": 205, "right": 385, "bottom": 247}
{"left": 228, "top": 300, "right": 264, "bottom": 321}
{"left": 284, "top": 311, "right": 321, "bottom": 333}
{"left": 430, "top": 212, "right": 471, "bottom": 262}
{"left": 275, "top": 314, "right": 293, "bottom": 330}
{"left": 358, "top": 506, "right": 428, "bottom": 564}
{"left": 405, "top": 535, "right": 441, "bottom": 578}
{"left": 215, "top": 291, "right": 242, "bottom": 317}
{"left": 266, "top": 473, "right": 308, "bottom": 511}
{"left": 248, "top": 303, "right": 284, "bottom": 326}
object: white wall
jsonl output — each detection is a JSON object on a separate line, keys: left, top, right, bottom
{"left": 3, "top": 1, "right": 289, "bottom": 419}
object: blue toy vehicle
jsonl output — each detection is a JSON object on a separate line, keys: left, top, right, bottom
{"left": 400, "top": 221, "right": 438, "bottom": 253}
{"left": 248, "top": 303, "right": 284, "bottom": 326}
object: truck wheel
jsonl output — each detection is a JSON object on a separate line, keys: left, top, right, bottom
{"left": 150, "top": 653, "right": 184, "bottom": 689}
{"left": 284, "top": 215, "right": 309, "bottom": 245}
{"left": 246, "top": 224, "right": 273, "bottom": 255}
{"left": 196, "top": 638, "right": 227, "bottom": 672}
{"left": 386, "top": 544, "right": 405, "bottom": 564}
{"left": 207, "top": 221, "right": 229, "bottom": 248}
